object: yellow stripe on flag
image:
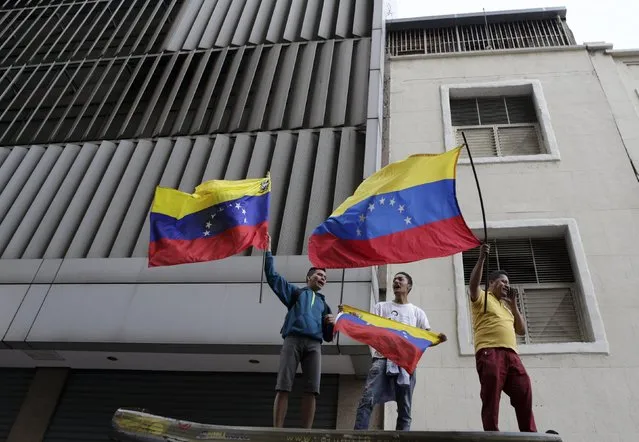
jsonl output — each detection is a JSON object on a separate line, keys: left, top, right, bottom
{"left": 151, "top": 176, "right": 271, "bottom": 219}
{"left": 330, "top": 147, "right": 461, "bottom": 217}
{"left": 341, "top": 305, "right": 442, "bottom": 343}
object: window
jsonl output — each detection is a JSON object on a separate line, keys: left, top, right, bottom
{"left": 454, "top": 219, "right": 608, "bottom": 355}
{"left": 451, "top": 96, "right": 543, "bottom": 158}
{"left": 462, "top": 237, "right": 585, "bottom": 344}
{"left": 441, "top": 80, "right": 560, "bottom": 163}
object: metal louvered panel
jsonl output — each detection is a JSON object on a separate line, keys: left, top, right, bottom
{"left": 0, "top": 41, "right": 371, "bottom": 144}
{"left": 87, "top": 141, "right": 152, "bottom": 258}
{"left": 452, "top": 96, "right": 536, "bottom": 126}
{"left": 282, "top": 0, "right": 306, "bottom": 42}
{"left": 0, "top": 1, "right": 182, "bottom": 66}
{"left": 0, "top": 145, "right": 61, "bottom": 256}
{"left": 497, "top": 125, "right": 543, "bottom": 156}
{"left": 462, "top": 237, "right": 575, "bottom": 285}
{"left": 520, "top": 287, "right": 585, "bottom": 343}
{"left": 0, "top": 369, "right": 34, "bottom": 441}
{"left": 455, "top": 127, "right": 498, "bottom": 158}
{"left": 0, "top": 130, "right": 365, "bottom": 259}
{"left": 44, "top": 371, "right": 338, "bottom": 441}
{"left": 232, "top": 0, "right": 262, "bottom": 46}
{"left": 44, "top": 142, "right": 116, "bottom": 259}
{"left": 216, "top": 0, "right": 249, "bottom": 47}
{"left": 3, "top": 144, "right": 81, "bottom": 259}
{"left": 161, "top": 0, "right": 371, "bottom": 49}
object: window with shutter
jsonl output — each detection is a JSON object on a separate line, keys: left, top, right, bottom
{"left": 451, "top": 95, "right": 544, "bottom": 158}
{"left": 462, "top": 236, "right": 588, "bottom": 344}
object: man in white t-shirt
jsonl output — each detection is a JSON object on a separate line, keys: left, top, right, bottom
{"left": 353, "top": 271, "right": 447, "bottom": 431}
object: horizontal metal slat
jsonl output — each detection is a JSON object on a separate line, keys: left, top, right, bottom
{"left": 456, "top": 127, "right": 497, "bottom": 158}
{"left": 498, "top": 125, "right": 543, "bottom": 156}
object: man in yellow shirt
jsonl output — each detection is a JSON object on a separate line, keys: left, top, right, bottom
{"left": 469, "top": 243, "right": 537, "bottom": 432}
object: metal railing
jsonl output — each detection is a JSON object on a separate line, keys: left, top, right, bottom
{"left": 387, "top": 18, "right": 574, "bottom": 56}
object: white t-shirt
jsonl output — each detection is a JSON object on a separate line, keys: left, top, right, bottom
{"left": 371, "top": 301, "right": 430, "bottom": 359}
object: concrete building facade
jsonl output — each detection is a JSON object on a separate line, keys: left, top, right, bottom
{"left": 385, "top": 7, "right": 639, "bottom": 442}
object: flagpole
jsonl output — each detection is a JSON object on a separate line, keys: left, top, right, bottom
{"left": 258, "top": 172, "right": 271, "bottom": 304}
{"left": 336, "top": 268, "right": 346, "bottom": 355}
{"left": 259, "top": 249, "right": 266, "bottom": 303}
{"left": 461, "top": 132, "right": 490, "bottom": 313}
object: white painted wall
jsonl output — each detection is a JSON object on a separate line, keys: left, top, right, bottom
{"left": 384, "top": 48, "right": 639, "bottom": 441}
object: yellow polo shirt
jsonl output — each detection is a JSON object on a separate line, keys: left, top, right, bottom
{"left": 471, "top": 290, "right": 517, "bottom": 353}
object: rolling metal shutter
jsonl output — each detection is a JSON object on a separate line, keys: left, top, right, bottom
{"left": 0, "top": 368, "right": 34, "bottom": 440}
{"left": 44, "top": 370, "right": 339, "bottom": 441}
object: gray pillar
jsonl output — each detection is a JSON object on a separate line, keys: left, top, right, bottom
{"left": 7, "top": 368, "right": 69, "bottom": 442}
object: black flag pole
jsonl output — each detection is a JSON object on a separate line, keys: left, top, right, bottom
{"left": 258, "top": 172, "right": 271, "bottom": 304}
{"left": 258, "top": 249, "right": 266, "bottom": 303}
{"left": 336, "top": 268, "right": 346, "bottom": 355}
{"left": 460, "top": 132, "right": 490, "bottom": 313}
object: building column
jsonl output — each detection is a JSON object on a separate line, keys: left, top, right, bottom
{"left": 7, "top": 367, "right": 69, "bottom": 442}
{"left": 336, "top": 375, "right": 383, "bottom": 430}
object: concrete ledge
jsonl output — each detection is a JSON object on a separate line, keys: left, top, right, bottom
{"left": 112, "top": 409, "right": 563, "bottom": 442}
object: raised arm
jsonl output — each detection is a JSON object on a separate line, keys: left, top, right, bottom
{"left": 264, "top": 233, "right": 297, "bottom": 307}
{"left": 469, "top": 243, "right": 490, "bottom": 303}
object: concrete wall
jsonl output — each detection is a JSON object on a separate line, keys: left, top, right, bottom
{"left": 387, "top": 48, "right": 639, "bottom": 441}
{"left": 336, "top": 376, "right": 383, "bottom": 430}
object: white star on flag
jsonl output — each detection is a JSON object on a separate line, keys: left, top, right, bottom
{"left": 398, "top": 204, "right": 405, "bottom": 213}
{"left": 205, "top": 221, "right": 212, "bottom": 228}
{"left": 359, "top": 214, "right": 366, "bottom": 222}
{"left": 203, "top": 230, "right": 210, "bottom": 236}
{"left": 356, "top": 228, "right": 362, "bottom": 236}
{"left": 243, "top": 217, "right": 248, "bottom": 223}
{"left": 241, "top": 208, "right": 246, "bottom": 214}
{"left": 379, "top": 197, "right": 385, "bottom": 205}
{"left": 368, "top": 203, "right": 375, "bottom": 212}
{"left": 235, "top": 202, "right": 241, "bottom": 209}
{"left": 404, "top": 216, "right": 412, "bottom": 225}
{"left": 211, "top": 213, "right": 216, "bottom": 218}
{"left": 389, "top": 198, "right": 396, "bottom": 206}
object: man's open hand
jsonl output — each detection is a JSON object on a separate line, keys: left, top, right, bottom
{"left": 324, "top": 314, "right": 335, "bottom": 325}
{"left": 266, "top": 232, "right": 271, "bottom": 252}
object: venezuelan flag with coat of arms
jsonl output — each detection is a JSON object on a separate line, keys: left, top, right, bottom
{"left": 308, "top": 146, "right": 479, "bottom": 268}
{"left": 335, "top": 305, "right": 442, "bottom": 374}
{"left": 148, "top": 176, "right": 270, "bottom": 267}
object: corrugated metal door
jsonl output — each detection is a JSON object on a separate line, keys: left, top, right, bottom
{"left": 0, "top": 368, "right": 35, "bottom": 440}
{"left": 44, "top": 370, "right": 339, "bottom": 441}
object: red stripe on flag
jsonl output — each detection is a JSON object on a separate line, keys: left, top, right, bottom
{"left": 149, "top": 222, "right": 268, "bottom": 267}
{"left": 335, "top": 317, "right": 423, "bottom": 374}
{"left": 309, "top": 215, "right": 479, "bottom": 269}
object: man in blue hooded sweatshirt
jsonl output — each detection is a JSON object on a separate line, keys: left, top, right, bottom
{"left": 264, "top": 233, "right": 335, "bottom": 429}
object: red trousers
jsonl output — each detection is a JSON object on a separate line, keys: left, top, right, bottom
{"left": 475, "top": 347, "right": 537, "bottom": 432}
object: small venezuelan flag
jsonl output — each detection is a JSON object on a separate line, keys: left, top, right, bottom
{"left": 148, "top": 176, "right": 270, "bottom": 267}
{"left": 335, "top": 305, "right": 442, "bottom": 374}
{"left": 308, "top": 146, "right": 479, "bottom": 268}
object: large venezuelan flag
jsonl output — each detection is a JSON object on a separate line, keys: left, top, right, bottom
{"left": 148, "top": 176, "right": 270, "bottom": 267}
{"left": 308, "top": 146, "right": 479, "bottom": 268}
{"left": 335, "top": 305, "right": 441, "bottom": 374}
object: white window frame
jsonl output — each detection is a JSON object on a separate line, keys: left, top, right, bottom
{"left": 441, "top": 80, "right": 561, "bottom": 164}
{"left": 454, "top": 218, "right": 608, "bottom": 355}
